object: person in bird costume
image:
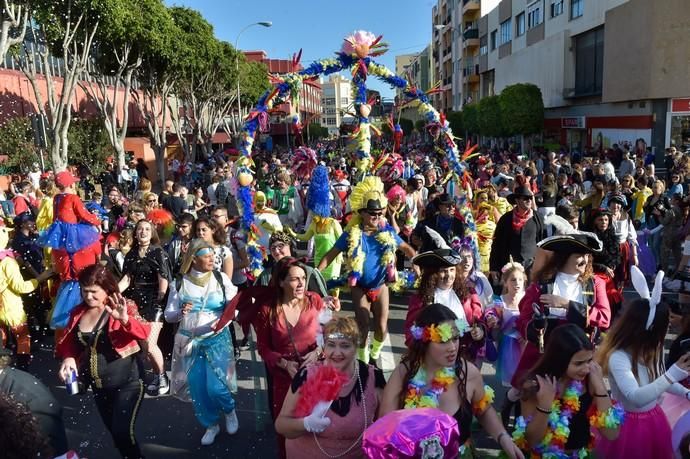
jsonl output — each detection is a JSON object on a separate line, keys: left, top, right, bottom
{"left": 37, "top": 171, "right": 102, "bottom": 332}
{"left": 287, "top": 166, "right": 343, "bottom": 295}
{"left": 0, "top": 221, "right": 53, "bottom": 369}
{"left": 319, "top": 176, "right": 416, "bottom": 364}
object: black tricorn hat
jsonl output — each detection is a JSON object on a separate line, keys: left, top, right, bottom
{"left": 537, "top": 233, "right": 603, "bottom": 254}
{"left": 412, "top": 248, "right": 462, "bottom": 268}
{"left": 359, "top": 198, "right": 385, "bottom": 212}
{"left": 507, "top": 185, "right": 534, "bottom": 205}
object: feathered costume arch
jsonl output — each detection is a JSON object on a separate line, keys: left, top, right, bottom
{"left": 236, "top": 30, "right": 480, "bottom": 275}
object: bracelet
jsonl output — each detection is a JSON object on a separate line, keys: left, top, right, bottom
{"left": 496, "top": 431, "right": 510, "bottom": 444}
{"left": 536, "top": 405, "right": 552, "bottom": 414}
{"left": 593, "top": 392, "right": 610, "bottom": 398}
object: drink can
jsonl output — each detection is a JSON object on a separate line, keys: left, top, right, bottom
{"left": 66, "top": 369, "right": 80, "bottom": 395}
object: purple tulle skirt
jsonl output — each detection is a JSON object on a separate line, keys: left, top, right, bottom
{"left": 38, "top": 221, "right": 100, "bottom": 254}
{"left": 595, "top": 404, "right": 673, "bottom": 459}
{"left": 496, "top": 333, "right": 522, "bottom": 387}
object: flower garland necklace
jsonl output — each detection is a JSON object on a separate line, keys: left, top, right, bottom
{"left": 404, "top": 367, "right": 456, "bottom": 409}
{"left": 512, "top": 380, "right": 585, "bottom": 458}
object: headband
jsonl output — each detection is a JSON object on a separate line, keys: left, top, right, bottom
{"left": 630, "top": 265, "right": 664, "bottom": 330}
{"left": 195, "top": 247, "right": 213, "bottom": 257}
{"left": 325, "top": 332, "right": 356, "bottom": 342}
{"left": 409, "top": 319, "right": 470, "bottom": 343}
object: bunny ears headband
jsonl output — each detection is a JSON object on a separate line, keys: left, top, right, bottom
{"left": 630, "top": 265, "right": 664, "bottom": 330}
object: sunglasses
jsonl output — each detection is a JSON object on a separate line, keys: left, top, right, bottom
{"left": 366, "top": 211, "right": 383, "bottom": 217}
{"left": 146, "top": 200, "right": 157, "bottom": 204}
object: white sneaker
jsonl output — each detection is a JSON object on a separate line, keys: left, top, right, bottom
{"left": 225, "top": 410, "right": 239, "bottom": 435}
{"left": 201, "top": 424, "right": 220, "bottom": 446}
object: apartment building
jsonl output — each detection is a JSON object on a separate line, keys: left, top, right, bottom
{"left": 396, "top": 45, "right": 434, "bottom": 122}
{"left": 395, "top": 54, "right": 416, "bottom": 101}
{"left": 431, "top": 0, "right": 455, "bottom": 112}
{"left": 320, "top": 74, "right": 355, "bottom": 137}
{"left": 476, "top": 0, "right": 690, "bottom": 153}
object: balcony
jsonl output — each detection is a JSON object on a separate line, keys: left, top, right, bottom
{"left": 463, "top": 28, "right": 479, "bottom": 48}
{"left": 462, "top": 0, "right": 480, "bottom": 16}
{"left": 462, "top": 65, "right": 480, "bottom": 85}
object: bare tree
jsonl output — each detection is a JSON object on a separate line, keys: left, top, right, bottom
{"left": 79, "top": 44, "right": 141, "bottom": 176}
{"left": 131, "top": 74, "right": 174, "bottom": 188}
{"left": 0, "top": 1, "right": 27, "bottom": 63}
{"left": 18, "top": 6, "right": 98, "bottom": 171}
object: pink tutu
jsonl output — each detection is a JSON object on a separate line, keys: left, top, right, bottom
{"left": 595, "top": 404, "right": 673, "bottom": 459}
{"left": 661, "top": 393, "right": 690, "bottom": 429}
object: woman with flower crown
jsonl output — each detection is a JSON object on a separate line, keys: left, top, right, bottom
{"left": 595, "top": 266, "right": 690, "bottom": 459}
{"left": 380, "top": 303, "right": 524, "bottom": 458}
{"left": 512, "top": 323, "right": 622, "bottom": 458}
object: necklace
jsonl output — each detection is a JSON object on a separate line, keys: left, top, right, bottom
{"left": 404, "top": 367, "right": 456, "bottom": 409}
{"left": 512, "top": 380, "right": 588, "bottom": 458}
{"left": 313, "top": 362, "right": 367, "bottom": 458}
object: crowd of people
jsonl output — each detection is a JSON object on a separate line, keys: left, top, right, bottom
{"left": 2, "top": 138, "right": 690, "bottom": 459}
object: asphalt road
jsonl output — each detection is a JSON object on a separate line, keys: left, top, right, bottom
{"left": 27, "top": 291, "right": 506, "bottom": 459}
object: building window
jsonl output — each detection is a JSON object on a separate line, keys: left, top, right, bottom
{"left": 570, "top": 0, "right": 583, "bottom": 19}
{"left": 499, "top": 20, "right": 511, "bottom": 45}
{"left": 551, "top": 0, "right": 564, "bottom": 17}
{"left": 326, "top": 117, "right": 336, "bottom": 126}
{"left": 527, "top": 1, "right": 542, "bottom": 29}
{"left": 516, "top": 12, "right": 525, "bottom": 37}
{"left": 480, "top": 35, "right": 488, "bottom": 55}
{"left": 490, "top": 30, "right": 497, "bottom": 50}
{"left": 574, "top": 26, "right": 604, "bottom": 96}
{"left": 340, "top": 97, "right": 348, "bottom": 105}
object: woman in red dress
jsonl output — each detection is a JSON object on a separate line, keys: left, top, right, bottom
{"left": 253, "top": 257, "right": 327, "bottom": 459}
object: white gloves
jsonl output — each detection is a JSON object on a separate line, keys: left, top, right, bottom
{"left": 303, "top": 401, "right": 332, "bottom": 433}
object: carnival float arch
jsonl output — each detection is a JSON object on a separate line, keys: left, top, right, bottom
{"left": 233, "top": 30, "right": 479, "bottom": 276}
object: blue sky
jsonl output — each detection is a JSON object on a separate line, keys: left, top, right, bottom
{"left": 163, "top": 0, "right": 434, "bottom": 98}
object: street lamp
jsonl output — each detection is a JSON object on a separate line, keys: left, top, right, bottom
{"left": 235, "top": 21, "right": 272, "bottom": 126}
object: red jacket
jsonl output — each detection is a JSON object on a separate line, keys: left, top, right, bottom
{"left": 56, "top": 302, "right": 150, "bottom": 361}
{"left": 405, "top": 291, "right": 483, "bottom": 347}
{"left": 511, "top": 277, "right": 610, "bottom": 387}
{"left": 53, "top": 193, "right": 100, "bottom": 226}
{"left": 12, "top": 195, "right": 36, "bottom": 216}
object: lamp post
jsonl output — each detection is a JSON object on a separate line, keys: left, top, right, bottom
{"left": 235, "top": 21, "right": 272, "bottom": 128}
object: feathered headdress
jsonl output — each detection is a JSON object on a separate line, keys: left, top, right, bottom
{"left": 348, "top": 176, "right": 387, "bottom": 215}
{"left": 291, "top": 147, "right": 318, "bottom": 179}
{"left": 306, "top": 165, "right": 331, "bottom": 218}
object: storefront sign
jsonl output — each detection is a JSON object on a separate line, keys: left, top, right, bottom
{"left": 672, "top": 98, "right": 690, "bottom": 113}
{"left": 561, "top": 116, "right": 586, "bottom": 129}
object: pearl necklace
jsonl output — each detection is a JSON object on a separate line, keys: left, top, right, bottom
{"left": 313, "top": 362, "right": 367, "bottom": 458}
